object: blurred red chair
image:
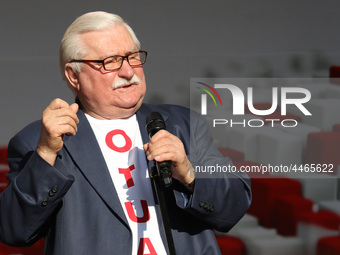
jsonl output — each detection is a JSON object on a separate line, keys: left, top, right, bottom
{"left": 0, "top": 147, "right": 7, "bottom": 165}
{"left": 216, "top": 235, "right": 246, "bottom": 255}
{"left": 329, "top": 65, "right": 340, "bottom": 85}
{"left": 274, "top": 194, "right": 314, "bottom": 236}
{"left": 333, "top": 124, "right": 340, "bottom": 132}
{"left": 248, "top": 176, "right": 302, "bottom": 228}
{"left": 298, "top": 210, "right": 340, "bottom": 231}
{"left": 317, "top": 236, "right": 340, "bottom": 255}
{"left": 0, "top": 239, "right": 44, "bottom": 255}
{"left": 298, "top": 210, "right": 340, "bottom": 255}
{"left": 305, "top": 132, "right": 340, "bottom": 174}
{"left": 218, "top": 148, "right": 245, "bottom": 163}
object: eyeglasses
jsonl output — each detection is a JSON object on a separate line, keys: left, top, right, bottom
{"left": 70, "top": 50, "right": 147, "bottom": 71}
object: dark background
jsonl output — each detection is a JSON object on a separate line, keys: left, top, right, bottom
{"left": 1, "top": 0, "right": 339, "bottom": 145}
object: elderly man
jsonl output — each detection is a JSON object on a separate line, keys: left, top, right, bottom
{"left": 0, "top": 11, "right": 251, "bottom": 255}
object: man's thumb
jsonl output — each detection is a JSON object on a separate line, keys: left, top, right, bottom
{"left": 70, "top": 103, "right": 79, "bottom": 113}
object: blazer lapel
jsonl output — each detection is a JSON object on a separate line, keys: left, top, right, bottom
{"left": 62, "top": 105, "right": 171, "bottom": 231}
{"left": 63, "top": 109, "right": 129, "bottom": 228}
{"left": 137, "top": 104, "right": 170, "bottom": 144}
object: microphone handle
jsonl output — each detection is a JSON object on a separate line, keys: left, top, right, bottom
{"left": 156, "top": 161, "right": 172, "bottom": 187}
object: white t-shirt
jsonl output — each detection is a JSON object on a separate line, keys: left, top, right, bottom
{"left": 86, "top": 114, "right": 166, "bottom": 255}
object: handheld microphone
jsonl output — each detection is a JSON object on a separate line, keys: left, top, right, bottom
{"left": 145, "top": 112, "right": 172, "bottom": 187}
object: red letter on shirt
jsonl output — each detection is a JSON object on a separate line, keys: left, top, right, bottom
{"left": 105, "top": 129, "right": 132, "bottom": 153}
{"left": 137, "top": 238, "right": 157, "bottom": 255}
{"left": 119, "top": 164, "right": 135, "bottom": 188}
{"left": 125, "top": 200, "right": 150, "bottom": 223}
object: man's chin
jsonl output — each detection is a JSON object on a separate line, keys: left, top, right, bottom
{"left": 119, "top": 97, "right": 144, "bottom": 114}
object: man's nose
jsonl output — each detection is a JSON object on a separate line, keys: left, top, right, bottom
{"left": 117, "top": 59, "right": 134, "bottom": 79}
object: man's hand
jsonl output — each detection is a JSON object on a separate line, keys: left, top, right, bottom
{"left": 37, "top": 98, "right": 79, "bottom": 165}
{"left": 143, "top": 130, "right": 195, "bottom": 186}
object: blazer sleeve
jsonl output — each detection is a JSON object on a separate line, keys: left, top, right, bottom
{"left": 173, "top": 110, "right": 252, "bottom": 232}
{"left": 0, "top": 124, "right": 74, "bottom": 246}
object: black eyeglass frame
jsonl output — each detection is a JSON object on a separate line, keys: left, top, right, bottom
{"left": 69, "top": 50, "right": 147, "bottom": 71}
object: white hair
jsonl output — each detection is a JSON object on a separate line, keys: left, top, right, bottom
{"left": 59, "top": 11, "right": 141, "bottom": 88}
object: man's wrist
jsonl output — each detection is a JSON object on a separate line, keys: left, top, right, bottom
{"left": 180, "top": 164, "right": 195, "bottom": 192}
{"left": 36, "top": 146, "right": 58, "bottom": 166}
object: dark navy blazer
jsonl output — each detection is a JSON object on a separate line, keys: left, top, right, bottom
{"left": 0, "top": 103, "right": 251, "bottom": 255}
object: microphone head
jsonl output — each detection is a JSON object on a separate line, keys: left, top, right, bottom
{"left": 146, "top": 112, "right": 166, "bottom": 137}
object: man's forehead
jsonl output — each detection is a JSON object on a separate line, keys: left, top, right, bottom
{"left": 81, "top": 25, "right": 136, "bottom": 57}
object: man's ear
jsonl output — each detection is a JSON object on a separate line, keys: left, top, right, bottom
{"left": 64, "top": 64, "right": 80, "bottom": 91}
